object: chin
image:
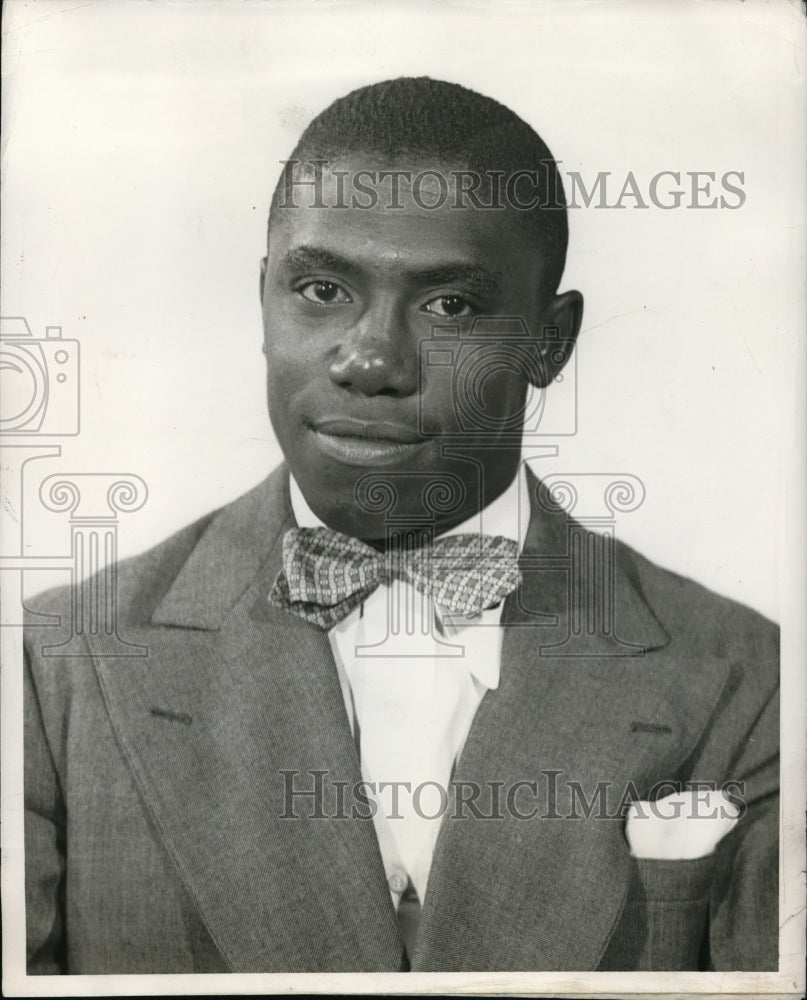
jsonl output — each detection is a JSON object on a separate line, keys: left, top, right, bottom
{"left": 316, "top": 502, "right": 389, "bottom": 542}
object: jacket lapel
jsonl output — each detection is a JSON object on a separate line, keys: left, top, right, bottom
{"left": 90, "top": 468, "right": 405, "bottom": 972}
{"left": 413, "top": 474, "right": 730, "bottom": 971}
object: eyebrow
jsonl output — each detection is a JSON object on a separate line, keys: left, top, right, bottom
{"left": 280, "top": 244, "right": 502, "bottom": 297}
{"left": 282, "top": 245, "right": 357, "bottom": 276}
{"left": 413, "top": 264, "right": 502, "bottom": 297}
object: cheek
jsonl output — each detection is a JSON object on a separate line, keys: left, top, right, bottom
{"left": 262, "top": 304, "right": 314, "bottom": 385}
{"left": 420, "top": 363, "right": 461, "bottom": 430}
{"left": 480, "top": 369, "right": 529, "bottom": 417}
{"left": 262, "top": 317, "right": 303, "bottom": 429}
{"left": 262, "top": 298, "right": 294, "bottom": 355}
{"left": 424, "top": 348, "right": 528, "bottom": 431}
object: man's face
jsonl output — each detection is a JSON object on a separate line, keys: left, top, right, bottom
{"left": 260, "top": 159, "right": 580, "bottom": 541}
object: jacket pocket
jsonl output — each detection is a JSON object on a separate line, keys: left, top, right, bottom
{"left": 598, "top": 854, "right": 716, "bottom": 970}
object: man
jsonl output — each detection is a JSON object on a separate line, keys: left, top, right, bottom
{"left": 24, "top": 77, "right": 778, "bottom": 974}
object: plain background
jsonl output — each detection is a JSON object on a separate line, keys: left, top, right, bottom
{"left": 3, "top": 0, "right": 805, "bottom": 623}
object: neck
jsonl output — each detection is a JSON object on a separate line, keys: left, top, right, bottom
{"left": 290, "top": 465, "right": 527, "bottom": 550}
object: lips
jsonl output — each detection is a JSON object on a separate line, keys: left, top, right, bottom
{"left": 307, "top": 417, "right": 429, "bottom": 467}
{"left": 313, "top": 417, "right": 425, "bottom": 443}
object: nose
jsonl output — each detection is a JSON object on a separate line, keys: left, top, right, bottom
{"left": 328, "top": 300, "right": 418, "bottom": 397}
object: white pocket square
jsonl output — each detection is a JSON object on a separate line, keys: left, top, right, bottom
{"left": 625, "top": 789, "right": 740, "bottom": 860}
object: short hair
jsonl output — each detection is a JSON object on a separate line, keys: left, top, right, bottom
{"left": 269, "top": 76, "right": 569, "bottom": 298}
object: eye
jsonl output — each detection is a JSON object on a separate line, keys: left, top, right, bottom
{"left": 421, "top": 295, "right": 476, "bottom": 318}
{"left": 297, "top": 280, "right": 352, "bottom": 305}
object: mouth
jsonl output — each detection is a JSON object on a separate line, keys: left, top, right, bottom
{"left": 307, "top": 417, "right": 429, "bottom": 467}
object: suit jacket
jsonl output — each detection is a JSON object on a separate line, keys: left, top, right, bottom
{"left": 23, "top": 464, "right": 779, "bottom": 974}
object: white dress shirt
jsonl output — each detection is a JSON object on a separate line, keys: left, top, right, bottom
{"left": 289, "top": 466, "right": 529, "bottom": 906}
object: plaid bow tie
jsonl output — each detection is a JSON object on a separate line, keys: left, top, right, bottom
{"left": 270, "top": 526, "right": 521, "bottom": 629}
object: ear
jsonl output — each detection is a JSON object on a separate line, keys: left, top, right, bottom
{"left": 530, "top": 289, "right": 584, "bottom": 389}
{"left": 259, "top": 257, "right": 268, "bottom": 303}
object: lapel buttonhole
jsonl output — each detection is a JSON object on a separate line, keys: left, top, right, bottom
{"left": 150, "top": 706, "right": 193, "bottom": 726}
{"left": 630, "top": 721, "right": 672, "bottom": 735}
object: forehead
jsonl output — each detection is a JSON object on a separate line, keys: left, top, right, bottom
{"left": 269, "top": 158, "right": 539, "bottom": 275}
